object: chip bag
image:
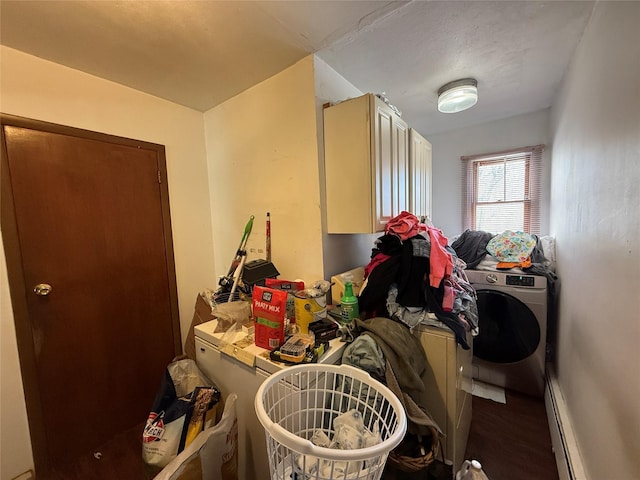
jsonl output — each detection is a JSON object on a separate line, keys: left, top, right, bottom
{"left": 142, "top": 359, "right": 222, "bottom": 470}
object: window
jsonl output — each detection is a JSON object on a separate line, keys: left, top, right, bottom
{"left": 462, "top": 145, "right": 544, "bottom": 234}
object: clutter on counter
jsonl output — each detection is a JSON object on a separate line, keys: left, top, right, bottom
{"left": 194, "top": 315, "right": 346, "bottom": 373}
{"left": 189, "top": 276, "right": 343, "bottom": 371}
{"left": 330, "top": 266, "right": 364, "bottom": 305}
{"left": 265, "top": 278, "right": 304, "bottom": 324}
{"left": 292, "top": 280, "right": 332, "bottom": 334}
{"left": 339, "top": 281, "right": 360, "bottom": 323}
{"left": 213, "top": 213, "right": 280, "bottom": 304}
{"left": 252, "top": 285, "right": 287, "bottom": 350}
{"left": 242, "top": 258, "right": 280, "bottom": 289}
{"left": 269, "top": 333, "right": 329, "bottom": 365}
{"left": 308, "top": 317, "right": 339, "bottom": 343}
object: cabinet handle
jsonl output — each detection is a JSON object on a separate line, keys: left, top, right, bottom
{"left": 200, "top": 348, "right": 205, "bottom": 352}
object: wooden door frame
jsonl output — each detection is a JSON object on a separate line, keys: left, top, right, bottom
{"left": 0, "top": 114, "right": 182, "bottom": 472}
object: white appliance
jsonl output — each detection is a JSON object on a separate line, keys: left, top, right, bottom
{"left": 194, "top": 321, "right": 346, "bottom": 480}
{"left": 465, "top": 270, "right": 548, "bottom": 397}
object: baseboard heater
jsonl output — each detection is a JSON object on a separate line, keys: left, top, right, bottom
{"left": 545, "top": 367, "right": 587, "bottom": 480}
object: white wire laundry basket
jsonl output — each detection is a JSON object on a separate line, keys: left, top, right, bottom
{"left": 255, "top": 364, "right": 407, "bottom": 480}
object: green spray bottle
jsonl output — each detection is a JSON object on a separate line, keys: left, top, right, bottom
{"left": 340, "top": 281, "right": 359, "bottom": 324}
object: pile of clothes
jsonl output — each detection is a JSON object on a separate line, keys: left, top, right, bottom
{"left": 337, "top": 212, "right": 476, "bottom": 478}
{"left": 357, "top": 211, "right": 478, "bottom": 349}
{"left": 451, "top": 228, "right": 557, "bottom": 284}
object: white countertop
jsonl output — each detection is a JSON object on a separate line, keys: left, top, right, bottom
{"left": 194, "top": 319, "right": 347, "bottom": 375}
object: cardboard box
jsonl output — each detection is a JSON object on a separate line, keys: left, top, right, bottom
{"left": 184, "top": 294, "right": 217, "bottom": 360}
{"left": 331, "top": 266, "right": 365, "bottom": 305}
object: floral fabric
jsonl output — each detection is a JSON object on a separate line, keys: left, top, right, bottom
{"left": 486, "top": 230, "right": 537, "bottom": 263}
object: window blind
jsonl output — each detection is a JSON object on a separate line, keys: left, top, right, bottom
{"left": 461, "top": 145, "right": 544, "bottom": 235}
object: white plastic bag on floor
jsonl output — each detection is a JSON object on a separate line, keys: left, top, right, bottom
{"left": 143, "top": 359, "right": 222, "bottom": 470}
{"left": 154, "top": 393, "right": 238, "bottom": 480}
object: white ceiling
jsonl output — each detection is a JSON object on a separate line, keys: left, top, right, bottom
{"left": 0, "top": 0, "right": 595, "bottom": 136}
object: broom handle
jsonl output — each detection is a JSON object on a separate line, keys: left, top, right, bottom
{"left": 226, "top": 215, "right": 254, "bottom": 277}
{"left": 228, "top": 253, "right": 247, "bottom": 302}
{"left": 266, "top": 212, "right": 271, "bottom": 262}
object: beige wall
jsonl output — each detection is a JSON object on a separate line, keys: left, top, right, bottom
{"left": 0, "top": 239, "right": 33, "bottom": 479}
{"left": 550, "top": 2, "right": 640, "bottom": 478}
{"left": 313, "top": 57, "right": 379, "bottom": 278}
{"left": 0, "top": 46, "right": 214, "bottom": 479}
{"left": 203, "top": 54, "right": 381, "bottom": 286}
{"left": 204, "top": 56, "right": 326, "bottom": 285}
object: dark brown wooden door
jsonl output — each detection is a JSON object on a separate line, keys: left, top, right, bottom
{"left": 1, "top": 116, "right": 181, "bottom": 471}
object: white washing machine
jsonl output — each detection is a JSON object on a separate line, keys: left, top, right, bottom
{"left": 466, "top": 269, "right": 547, "bottom": 397}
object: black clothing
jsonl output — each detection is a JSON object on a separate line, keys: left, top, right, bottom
{"left": 451, "top": 229, "right": 493, "bottom": 268}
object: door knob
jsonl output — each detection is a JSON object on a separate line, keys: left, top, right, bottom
{"left": 33, "top": 283, "right": 52, "bottom": 296}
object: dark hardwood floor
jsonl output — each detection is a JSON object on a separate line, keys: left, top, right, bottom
{"left": 35, "top": 389, "right": 558, "bottom": 480}
{"left": 464, "top": 389, "right": 559, "bottom": 480}
{"left": 383, "top": 388, "right": 558, "bottom": 480}
{"left": 37, "top": 422, "right": 155, "bottom": 480}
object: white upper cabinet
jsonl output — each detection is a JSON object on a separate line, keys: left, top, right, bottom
{"left": 409, "top": 128, "right": 433, "bottom": 221}
{"left": 324, "top": 93, "right": 410, "bottom": 233}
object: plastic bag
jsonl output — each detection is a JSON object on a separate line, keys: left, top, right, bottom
{"left": 143, "top": 359, "right": 222, "bottom": 470}
{"left": 153, "top": 393, "right": 238, "bottom": 480}
{"left": 212, "top": 300, "right": 252, "bottom": 334}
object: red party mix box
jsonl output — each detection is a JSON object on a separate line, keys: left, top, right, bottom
{"left": 252, "top": 286, "right": 287, "bottom": 350}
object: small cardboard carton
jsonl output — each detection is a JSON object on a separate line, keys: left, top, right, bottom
{"left": 330, "top": 266, "right": 365, "bottom": 305}
{"left": 184, "top": 294, "right": 217, "bottom": 360}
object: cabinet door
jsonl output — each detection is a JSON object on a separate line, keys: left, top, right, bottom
{"left": 409, "top": 129, "right": 432, "bottom": 220}
{"left": 416, "top": 325, "right": 472, "bottom": 472}
{"left": 373, "top": 97, "right": 410, "bottom": 232}
{"left": 373, "top": 100, "right": 394, "bottom": 232}
{"left": 324, "top": 93, "right": 411, "bottom": 234}
{"left": 324, "top": 94, "right": 374, "bottom": 233}
{"left": 394, "top": 118, "right": 410, "bottom": 216}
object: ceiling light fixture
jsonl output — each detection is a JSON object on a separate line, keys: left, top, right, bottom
{"left": 437, "top": 78, "right": 478, "bottom": 113}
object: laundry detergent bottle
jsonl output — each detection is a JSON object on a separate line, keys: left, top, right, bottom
{"left": 340, "top": 281, "right": 359, "bottom": 324}
{"left": 455, "top": 460, "right": 489, "bottom": 480}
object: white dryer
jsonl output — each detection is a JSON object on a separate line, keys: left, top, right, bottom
{"left": 465, "top": 270, "right": 547, "bottom": 397}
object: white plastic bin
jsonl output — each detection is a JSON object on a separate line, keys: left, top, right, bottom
{"left": 255, "top": 364, "right": 407, "bottom": 480}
